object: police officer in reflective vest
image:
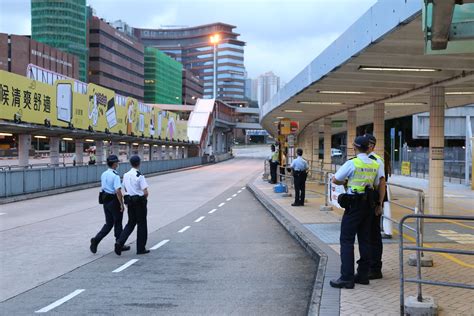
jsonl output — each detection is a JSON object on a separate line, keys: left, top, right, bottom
{"left": 290, "top": 148, "right": 309, "bottom": 206}
{"left": 90, "top": 155, "right": 130, "bottom": 254}
{"left": 364, "top": 134, "right": 388, "bottom": 280}
{"left": 269, "top": 144, "right": 279, "bottom": 184}
{"left": 330, "top": 136, "right": 385, "bottom": 289}
{"left": 115, "top": 155, "right": 150, "bottom": 255}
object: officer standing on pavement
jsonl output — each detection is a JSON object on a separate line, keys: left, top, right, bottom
{"left": 364, "top": 134, "right": 388, "bottom": 280}
{"left": 290, "top": 148, "right": 309, "bottom": 206}
{"left": 329, "top": 136, "right": 385, "bottom": 289}
{"left": 90, "top": 155, "right": 130, "bottom": 254}
{"left": 115, "top": 155, "right": 150, "bottom": 256}
{"left": 269, "top": 144, "right": 279, "bottom": 184}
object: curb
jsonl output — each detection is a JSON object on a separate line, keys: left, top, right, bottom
{"left": 247, "top": 179, "right": 341, "bottom": 316}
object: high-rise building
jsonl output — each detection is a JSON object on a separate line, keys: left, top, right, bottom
{"left": 257, "top": 71, "right": 280, "bottom": 107}
{"left": 31, "top": 0, "right": 88, "bottom": 82}
{"left": 134, "top": 23, "right": 246, "bottom": 102}
{"left": 144, "top": 46, "right": 182, "bottom": 104}
{"left": 182, "top": 69, "right": 203, "bottom": 105}
{"left": 88, "top": 16, "right": 144, "bottom": 100}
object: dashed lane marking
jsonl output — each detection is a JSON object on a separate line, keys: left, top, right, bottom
{"left": 232, "top": 194, "right": 237, "bottom": 197}
{"left": 150, "top": 239, "right": 169, "bottom": 250}
{"left": 194, "top": 216, "right": 205, "bottom": 223}
{"left": 209, "top": 209, "right": 217, "bottom": 214}
{"left": 112, "top": 259, "right": 139, "bottom": 273}
{"left": 0, "top": 213, "right": 6, "bottom": 215}
{"left": 178, "top": 226, "right": 190, "bottom": 233}
{"left": 218, "top": 202, "right": 225, "bottom": 207}
{"left": 226, "top": 198, "right": 232, "bottom": 201}
{"left": 35, "top": 289, "right": 85, "bottom": 313}
{"left": 237, "top": 190, "right": 242, "bottom": 193}
{"left": 241, "top": 187, "right": 246, "bottom": 190}
{"left": 436, "top": 229, "right": 474, "bottom": 244}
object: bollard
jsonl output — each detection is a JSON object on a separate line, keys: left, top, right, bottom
{"left": 320, "top": 172, "right": 333, "bottom": 211}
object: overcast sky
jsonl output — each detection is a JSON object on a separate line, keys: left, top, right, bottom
{"left": 0, "top": 0, "right": 377, "bottom": 83}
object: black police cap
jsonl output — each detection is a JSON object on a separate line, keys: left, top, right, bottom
{"left": 353, "top": 136, "right": 369, "bottom": 149}
{"left": 130, "top": 155, "right": 141, "bottom": 165}
{"left": 296, "top": 148, "right": 303, "bottom": 156}
{"left": 107, "top": 155, "right": 119, "bottom": 163}
{"left": 364, "top": 133, "right": 376, "bottom": 145}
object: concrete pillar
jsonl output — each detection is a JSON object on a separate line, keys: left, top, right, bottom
{"left": 49, "top": 137, "right": 60, "bottom": 166}
{"left": 111, "top": 142, "right": 120, "bottom": 157}
{"left": 127, "top": 144, "right": 133, "bottom": 159}
{"left": 428, "top": 86, "right": 445, "bottom": 215}
{"left": 176, "top": 146, "right": 180, "bottom": 159}
{"left": 75, "top": 139, "right": 84, "bottom": 165}
{"left": 18, "top": 134, "right": 31, "bottom": 167}
{"left": 323, "top": 117, "right": 332, "bottom": 171}
{"left": 138, "top": 144, "right": 144, "bottom": 159}
{"left": 347, "top": 110, "right": 357, "bottom": 158}
{"left": 148, "top": 145, "right": 153, "bottom": 161}
{"left": 373, "top": 103, "right": 385, "bottom": 157}
{"left": 169, "top": 146, "right": 175, "bottom": 159}
{"left": 184, "top": 146, "right": 188, "bottom": 158}
{"left": 312, "top": 124, "right": 319, "bottom": 169}
{"left": 96, "top": 141, "right": 104, "bottom": 164}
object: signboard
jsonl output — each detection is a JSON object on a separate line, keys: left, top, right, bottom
{"left": 290, "top": 121, "right": 299, "bottom": 134}
{"left": 431, "top": 147, "right": 444, "bottom": 160}
{"left": 287, "top": 134, "right": 296, "bottom": 147}
{"left": 280, "top": 119, "right": 291, "bottom": 135}
{"left": 401, "top": 161, "right": 411, "bottom": 176}
{"left": 327, "top": 172, "right": 346, "bottom": 209}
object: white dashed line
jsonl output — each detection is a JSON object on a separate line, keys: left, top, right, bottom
{"left": 209, "top": 209, "right": 217, "bottom": 214}
{"left": 194, "top": 216, "right": 205, "bottom": 223}
{"left": 226, "top": 198, "right": 232, "bottom": 201}
{"left": 35, "top": 289, "right": 85, "bottom": 313}
{"left": 0, "top": 213, "right": 6, "bottom": 215}
{"left": 178, "top": 226, "right": 191, "bottom": 233}
{"left": 218, "top": 202, "right": 225, "bottom": 207}
{"left": 241, "top": 187, "right": 246, "bottom": 190}
{"left": 232, "top": 194, "right": 237, "bottom": 197}
{"left": 150, "top": 239, "right": 170, "bottom": 250}
{"left": 237, "top": 190, "right": 242, "bottom": 193}
{"left": 112, "top": 259, "right": 139, "bottom": 273}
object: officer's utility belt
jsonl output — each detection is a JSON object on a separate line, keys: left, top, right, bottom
{"left": 294, "top": 170, "right": 306, "bottom": 175}
{"left": 124, "top": 195, "right": 146, "bottom": 205}
{"left": 99, "top": 191, "right": 116, "bottom": 205}
{"left": 337, "top": 186, "right": 379, "bottom": 210}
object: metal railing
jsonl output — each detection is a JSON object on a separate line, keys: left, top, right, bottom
{"left": 399, "top": 214, "right": 474, "bottom": 315}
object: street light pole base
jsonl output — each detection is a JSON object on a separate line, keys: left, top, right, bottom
{"left": 408, "top": 253, "right": 434, "bottom": 267}
{"left": 404, "top": 295, "right": 438, "bottom": 316}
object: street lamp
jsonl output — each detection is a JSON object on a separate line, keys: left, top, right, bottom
{"left": 210, "top": 33, "right": 221, "bottom": 99}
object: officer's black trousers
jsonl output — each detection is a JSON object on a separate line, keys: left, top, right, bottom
{"left": 293, "top": 172, "right": 307, "bottom": 205}
{"left": 117, "top": 199, "right": 148, "bottom": 252}
{"left": 339, "top": 199, "right": 373, "bottom": 281}
{"left": 269, "top": 161, "right": 278, "bottom": 184}
{"left": 95, "top": 198, "right": 123, "bottom": 243}
{"left": 370, "top": 214, "right": 383, "bottom": 272}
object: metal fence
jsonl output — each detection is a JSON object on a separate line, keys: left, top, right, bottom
{"left": 0, "top": 157, "right": 204, "bottom": 198}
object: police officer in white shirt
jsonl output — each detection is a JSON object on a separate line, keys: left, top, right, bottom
{"left": 115, "top": 155, "right": 150, "bottom": 255}
{"left": 290, "top": 148, "right": 309, "bottom": 206}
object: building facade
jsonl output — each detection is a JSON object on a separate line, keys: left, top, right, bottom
{"left": 144, "top": 46, "right": 182, "bottom": 104}
{"left": 31, "top": 0, "right": 88, "bottom": 81}
{"left": 0, "top": 33, "right": 79, "bottom": 79}
{"left": 134, "top": 23, "right": 246, "bottom": 102}
{"left": 182, "top": 69, "right": 203, "bottom": 105}
{"left": 257, "top": 71, "right": 280, "bottom": 108}
{"left": 88, "top": 16, "right": 144, "bottom": 100}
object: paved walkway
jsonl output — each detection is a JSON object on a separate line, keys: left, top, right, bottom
{"left": 252, "top": 173, "right": 474, "bottom": 315}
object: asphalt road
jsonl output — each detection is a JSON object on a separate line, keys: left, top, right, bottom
{"left": 0, "top": 156, "right": 316, "bottom": 315}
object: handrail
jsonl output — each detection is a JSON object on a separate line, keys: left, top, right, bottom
{"left": 399, "top": 214, "right": 474, "bottom": 315}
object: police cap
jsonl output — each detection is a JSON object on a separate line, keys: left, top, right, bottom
{"left": 353, "top": 136, "right": 369, "bottom": 150}
{"left": 130, "top": 155, "right": 141, "bottom": 166}
{"left": 296, "top": 148, "right": 303, "bottom": 156}
{"left": 364, "top": 133, "right": 376, "bottom": 145}
{"left": 106, "top": 155, "right": 119, "bottom": 164}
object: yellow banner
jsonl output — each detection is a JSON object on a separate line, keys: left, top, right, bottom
{"left": 401, "top": 161, "right": 411, "bottom": 176}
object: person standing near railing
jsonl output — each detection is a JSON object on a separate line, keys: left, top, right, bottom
{"left": 269, "top": 144, "right": 279, "bottom": 184}
{"left": 330, "top": 136, "right": 385, "bottom": 289}
{"left": 290, "top": 148, "right": 309, "bottom": 206}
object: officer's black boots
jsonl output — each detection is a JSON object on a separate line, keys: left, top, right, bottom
{"left": 329, "top": 278, "right": 355, "bottom": 289}
{"left": 90, "top": 238, "right": 98, "bottom": 254}
{"left": 354, "top": 274, "right": 370, "bottom": 285}
{"left": 114, "top": 243, "right": 122, "bottom": 256}
{"left": 368, "top": 270, "right": 383, "bottom": 280}
{"left": 137, "top": 249, "right": 150, "bottom": 255}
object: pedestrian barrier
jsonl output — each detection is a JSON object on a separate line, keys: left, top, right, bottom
{"left": 0, "top": 157, "right": 205, "bottom": 198}
{"left": 262, "top": 159, "right": 270, "bottom": 181}
{"left": 399, "top": 214, "right": 474, "bottom": 315}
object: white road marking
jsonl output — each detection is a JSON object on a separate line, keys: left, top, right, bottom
{"left": 437, "top": 229, "right": 474, "bottom": 244}
{"left": 150, "top": 239, "right": 170, "bottom": 250}
{"left": 178, "top": 226, "right": 191, "bottom": 233}
{"left": 232, "top": 194, "right": 237, "bottom": 197}
{"left": 209, "top": 208, "right": 217, "bottom": 214}
{"left": 226, "top": 198, "right": 232, "bottom": 201}
{"left": 241, "top": 187, "right": 246, "bottom": 190}
{"left": 112, "top": 259, "right": 139, "bottom": 273}
{"left": 237, "top": 190, "right": 242, "bottom": 193}
{"left": 0, "top": 213, "right": 6, "bottom": 215}
{"left": 194, "top": 216, "right": 205, "bottom": 223}
{"left": 35, "top": 289, "right": 85, "bottom": 313}
{"left": 218, "top": 202, "right": 225, "bottom": 207}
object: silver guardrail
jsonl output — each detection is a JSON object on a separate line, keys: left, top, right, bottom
{"left": 399, "top": 214, "right": 474, "bottom": 315}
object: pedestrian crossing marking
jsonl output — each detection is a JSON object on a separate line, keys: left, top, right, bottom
{"left": 436, "top": 229, "right": 474, "bottom": 244}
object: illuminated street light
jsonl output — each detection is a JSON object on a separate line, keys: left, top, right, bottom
{"left": 34, "top": 135, "right": 47, "bottom": 139}
{"left": 0, "top": 133, "right": 13, "bottom": 136}
{"left": 210, "top": 33, "right": 221, "bottom": 99}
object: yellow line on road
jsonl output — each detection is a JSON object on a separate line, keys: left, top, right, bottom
{"left": 393, "top": 228, "right": 474, "bottom": 269}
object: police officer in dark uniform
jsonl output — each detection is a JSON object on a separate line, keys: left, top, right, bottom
{"left": 290, "top": 148, "right": 309, "bottom": 206}
{"left": 329, "top": 136, "right": 385, "bottom": 289}
{"left": 90, "top": 155, "right": 130, "bottom": 254}
{"left": 115, "top": 155, "right": 150, "bottom": 255}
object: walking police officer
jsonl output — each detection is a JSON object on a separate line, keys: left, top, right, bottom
{"left": 115, "top": 155, "right": 150, "bottom": 256}
{"left": 364, "top": 134, "right": 388, "bottom": 280}
{"left": 90, "top": 155, "right": 130, "bottom": 254}
{"left": 329, "top": 136, "right": 385, "bottom": 289}
{"left": 269, "top": 144, "right": 279, "bottom": 184}
{"left": 290, "top": 148, "right": 309, "bottom": 206}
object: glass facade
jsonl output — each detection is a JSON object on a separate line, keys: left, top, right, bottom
{"left": 31, "top": 0, "right": 88, "bottom": 82}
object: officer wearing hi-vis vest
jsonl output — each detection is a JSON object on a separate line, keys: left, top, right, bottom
{"left": 330, "top": 136, "right": 385, "bottom": 289}
{"left": 269, "top": 144, "right": 279, "bottom": 184}
{"left": 115, "top": 155, "right": 150, "bottom": 256}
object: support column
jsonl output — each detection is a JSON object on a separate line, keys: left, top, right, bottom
{"left": 184, "top": 146, "right": 188, "bottom": 158}
{"left": 127, "top": 143, "right": 133, "bottom": 159}
{"left": 168, "top": 146, "right": 175, "bottom": 159}
{"left": 176, "top": 146, "right": 180, "bottom": 159}
{"left": 311, "top": 123, "right": 319, "bottom": 169}
{"left": 96, "top": 141, "right": 104, "bottom": 164}
{"left": 323, "top": 117, "right": 332, "bottom": 171}
{"left": 347, "top": 110, "right": 357, "bottom": 158}
{"left": 373, "top": 103, "right": 385, "bottom": 157}
{"left": 429, "top": 86, "right": 445, "bottom": 215}
{"left": 148, "top": 145, "right": 153, "bottom": 161}
{"left": 111, "top": 142, "right": 120, "bottom": 157}
{"left": 138, "top": 144, "right": 144, "bottom": 159}
{"left": 49, "top": 137, "right": 60, "bottom": 166}
{"left": 18, "top": 134, "right": 31, "bottom": 167}
{"left": 75, "top": 139, "right": 84, "bottom": 165}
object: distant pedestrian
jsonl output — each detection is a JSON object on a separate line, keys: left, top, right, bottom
{"left": 115, "top": 155, "right": 150, "bottom": 256}
{"left": 72, "top": 153, "right": 77, "bottom": 166}
{"left": 89, "top": 152, "right": 96, "bottom": 165}
{"left": 269, "top": 144, "right": 279, "bottom": 184}
{"left": 290, "top": 148, "right": 309, "bottom": 206}
{"left": 90, "top": 155, "right": 130, "bottom": 254}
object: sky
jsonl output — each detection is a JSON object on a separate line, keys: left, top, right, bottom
{"left": 0, "top": 0, "right": 377, "bottom": 83}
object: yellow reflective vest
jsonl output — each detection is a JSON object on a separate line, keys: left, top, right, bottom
{"left": 347, "top": 157, "right": 379, "bottom": 193}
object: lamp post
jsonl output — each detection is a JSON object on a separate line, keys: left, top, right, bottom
{"left": 210, "top": 34, "right": 221, "bottom": 99}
